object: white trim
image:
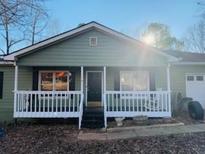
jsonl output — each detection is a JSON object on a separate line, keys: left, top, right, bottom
{"left": 0, "top": 61, "right": 14, "bottom": 65}
{"left": 171, "top": 62, "right": 205, "bottom": 65}
{"left": 38, "top": 70, "right": 70, "bottom": 91}
{"left": 4, "top": 22, "right": 178, "bottom": 61}
{"left": 166, "top": 64, "right": 171, "bottom": 91}
{"left": 103, "top": 66, "right": 107, "bottom": 128}
{"left": 80, "top": 66, "right": 84, "bottom": 92}
{"left": 13, "top": 64, "right": 18, "bottom": 117}
{"left": 14, "top": 64, "right": 18, "bottom": 91}
{"left": 85, "top": 71, "right": 103, "bottom": 106}
{"left": 119, "top": 70, "right": 150, "bottom": 91}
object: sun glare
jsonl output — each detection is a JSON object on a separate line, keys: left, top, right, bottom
{"left": 142, "top": 34, "right": 155, "bottom": 46}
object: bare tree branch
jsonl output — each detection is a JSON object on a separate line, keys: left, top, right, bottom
{"left": 0, "top": 0, "right": 48, "bottom": 54}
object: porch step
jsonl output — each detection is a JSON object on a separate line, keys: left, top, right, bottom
{"left": 82, "top": 107, "right": 104, "bottom": 129}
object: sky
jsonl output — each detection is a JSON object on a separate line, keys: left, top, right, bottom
{"left": 45, "top": 0, "right": 202, "bottom": 39}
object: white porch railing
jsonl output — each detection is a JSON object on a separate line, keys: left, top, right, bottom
{"left": 104, "top": 91, "right": 171, "bottom": 127}
{"left": 14, "top": 90, "right": 84, "bottom": 129}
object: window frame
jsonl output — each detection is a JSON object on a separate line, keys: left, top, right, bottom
{"left": 89, "top": 37, "right": 97, "bottom": 47}
{"left": 38, "top": 70, "right": 70, "bottom": 91}
{"left": 120, "top": 71, "right": 150, "bottom": 91}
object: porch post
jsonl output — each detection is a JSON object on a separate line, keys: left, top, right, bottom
{"left": 166, "top": 64, "right": 171, "bottom": 91}
{"left": 80, "top": 66, "right": 84, "bottom": 92}
{"left": 79, "top": 66, "right": 84, "bottom": 129}
{"left": 14, "top": 63, "right": 18, "bottom": 117}
{"left": 103, "top": 66, "right": 107, "bottom": 128}
{"left": 166, "top": 64, "right": 171, "bottom": 117}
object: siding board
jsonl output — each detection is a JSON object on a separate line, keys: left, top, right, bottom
{"left": 17, "top": 29, "right": 168, "bottom": 67}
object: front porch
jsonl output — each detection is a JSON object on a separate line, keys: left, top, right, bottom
{"left": 13, "top": 65, "right": 171, "bottom": 129}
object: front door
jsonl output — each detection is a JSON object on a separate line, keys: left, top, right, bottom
{"left": 87, "top": 72, "right": 102, "bottom": 103}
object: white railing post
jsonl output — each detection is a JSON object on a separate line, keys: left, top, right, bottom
{"left": 166, "top": 64, "right": 171, "bottom": 117}
{"left": 14, "top": 63, "right": 18, "bottom": 117}
{"left": 103, "top": 66, "right": 107, "bottom": 128}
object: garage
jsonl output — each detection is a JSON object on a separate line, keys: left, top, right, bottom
{"left": 186, "top": 74, "right": 205, "bottom": 109}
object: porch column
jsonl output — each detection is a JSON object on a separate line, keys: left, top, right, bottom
{"left": 79, "top": 66, "right": 84, "bottom": 129}
{"left": 80, "top": 66, "right": 84, "bottom": 92}
{"left": 14, "top": 63, "right": 18, "bottom": 117}
{"left": 103, "top": 66, "right": 107, "bottom": 128}
{"left": 103, "top": 66, "right": 106, "bottom": 93}
{"left": 166, "top": 64, "right": 171, "bottom": 117}
{"left": 166, "top": 64, "right": 171, "bottom": 91}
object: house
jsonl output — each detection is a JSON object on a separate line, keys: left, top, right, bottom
{"left": 0, "top": 21, "right": 205, "bottom": 128}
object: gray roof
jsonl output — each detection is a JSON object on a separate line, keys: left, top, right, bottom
{"left": 163, "top": 50, "right": 205, "bottom": 63}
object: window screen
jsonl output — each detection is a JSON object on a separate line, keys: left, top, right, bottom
{"left": 120, "top": 71, "right": 149, "bottom": 91}
{"left": 40, "top": 71, "right": 70, "bottom": 91}
{"left": 187, "top": 76, "right": 194, "bottom": 81}
{"left": 196, "top": 76, "right": 204, "bottom": 81}
{"left": 89, "top": 37, "right": 97, "bottom": 46}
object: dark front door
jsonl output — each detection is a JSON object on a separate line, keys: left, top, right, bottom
{"left": 87, "top": 72, "right": 102, "bottom": 101}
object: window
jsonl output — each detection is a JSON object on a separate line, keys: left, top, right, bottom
{"left": 89, "top": 37, "right": 97, "bottom": 46}
{"left": 120, "top": 71, "right": 149, "bottom": 91}
{"left": 0, "top": 72, "right": 3, "bottom": 99}
{"left": 187, "top": 76, "right": 194, "bottom": 81}
{"left": 196, "top": 75, "right": 204, "bottom": 81}
{"left": 39, "top": 71, "right": 70, "bottom": 91}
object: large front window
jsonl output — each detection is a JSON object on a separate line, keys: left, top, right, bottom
{"left": 39, "top": 71, "right": 70, "bottom": 91}
{"left": 120, "top": 71, "right": 150, "bottom": 91}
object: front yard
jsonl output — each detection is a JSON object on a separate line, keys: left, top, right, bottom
{"left": 0, "top": 124, "right": 205, "bottom": 154}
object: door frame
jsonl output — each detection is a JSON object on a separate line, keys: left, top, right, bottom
{"left": 85, "top": 71, "right": 103, "bottom": 107}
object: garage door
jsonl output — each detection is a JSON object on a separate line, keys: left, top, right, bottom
{"left": 186, "top": 74, "right": 205, "bottom": 109}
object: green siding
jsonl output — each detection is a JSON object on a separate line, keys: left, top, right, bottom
{"left": 17, "top": 29, "right": 168, "bottom": 67}
{"left": 155, "top": 67, "right": 167, "bottom": 90}
{"left": 0, "top": 66, "right": 14, "bottom": 122}
{"left": 18, "top": 67, "right": 33, "bottom": 90}
{"left": 170, "top": 65, "right": 205, "bottom": 97}
{"left": 2, "top": 64, "right": 205, "bottom": 122}
{"left": 0, "top": 66, "right": 33, "bottom": 122}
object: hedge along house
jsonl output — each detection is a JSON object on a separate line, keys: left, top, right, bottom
{"left": 1, "top": 21, "right": 203, "bottom": 129}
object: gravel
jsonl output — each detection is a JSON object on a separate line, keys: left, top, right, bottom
{"left": 0, "top": 124, "right": 205, "bottom": 154}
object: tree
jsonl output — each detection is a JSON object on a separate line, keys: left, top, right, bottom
{"left": 0, "top": 0, "right": 47, "bottom": 55}
{"left": 140, "top": 23, "right": 184, "bottom": 50}
{"left": 26, "top": 2, "right": 48, "bottom": 45}
{"left": 184, "top": 18, "right": 205, "bottom": 53}
{"left": 46, "top": 18, "right": 62, "bottom": 37}
{"left": 182, "top": 1, "right": 205, "bottom": 53}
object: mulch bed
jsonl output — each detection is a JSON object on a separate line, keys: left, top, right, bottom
{"left": 1, "top": 124, "right": 205, "bottom": 154}
{"left": 174, "top": 111, "right": 205, "bottom": 125}
{"left": 108, "top": 117, "right": 180, "bottom": 128}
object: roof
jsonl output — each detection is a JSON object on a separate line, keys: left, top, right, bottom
{"left": 4, "top": 21, "right": 177, "bottom": 62}
{"left": 163, "top": 49, "right": 205, "bottom": 64}
{"left": 0, "top": 59, "right": 14, "bottom": 65}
